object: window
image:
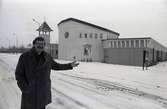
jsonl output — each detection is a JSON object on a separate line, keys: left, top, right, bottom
{"left": 114, "top": 41, "right": 117, "bottom": 48}
{"left": 95, "top": 33, "right": 98, "bottom": 39}
{"left": 64, "top": 32, "right": 69, "bottom": 39}
{"left": 131, "top": 40, "right": 134, "bottom": 48}
{"left": 110, "top": 41, "right": 113, "bottom": 48}
{"left": 140, "top": 40, "right": 144, "bottom": 48}
{"left": 145, "top": 40, "right": 150, "bottom": 47}
{"left": 89, "top": 33, "right": 93, "bottom": 38}
{"left": 79, "top": 33, "right": 82, "bottom": 38}
{"left": 126, "top": 40, "right": 129, "bottom": 48}
{"left": 85, "top": 33, "right": 87, "bottom": 38}
{"left": 118, "top": 41, "right": 121, "bottom": 48}
{"left": 135, "top": 40, "right": 139, "bottom": 48}
{"left": 122, "top": 41, "right": 125, "bottom": 48}
{"left": 100, "top": 33, "right": 103, "bottom": 39}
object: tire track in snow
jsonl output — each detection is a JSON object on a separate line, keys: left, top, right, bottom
{"left": 54, "top": 73, "right": 167, "bottom": 108}
{"left": 51, "top": 77, "right": 119, "bottom": 109}
{"left": 52, "top": 73, "right": 157, "bottom": 109}
{"left": 51, "top": 87, "right": 90, "bottom": 109}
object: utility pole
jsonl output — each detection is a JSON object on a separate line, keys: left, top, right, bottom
{"left": 6, "top": 38, "right": 11, "bottom": 49}
{"left": 13, "top": 33, "right": 19, "bottom": 54}
{"left": 32, "top": 18, "right": 41, "bottom": 35}
{"left": 13, "top": 33, "right": 18, "bottom": 48}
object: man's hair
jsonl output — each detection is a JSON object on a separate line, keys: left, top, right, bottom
{"left": 33, "top": 37, "right": 45, "bottom": 45}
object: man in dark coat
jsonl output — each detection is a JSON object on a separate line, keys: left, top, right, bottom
{"left": 15, "top": 37, "right": 79, "bottom": 109}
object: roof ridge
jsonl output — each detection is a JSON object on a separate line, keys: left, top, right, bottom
{"left": 58, "top": 18, "right": 119, "bottom": 35}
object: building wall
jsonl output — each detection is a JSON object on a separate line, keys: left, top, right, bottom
{"left": 104, "top": 48, "right": 144, "bottom": 66}
{"left": 50, "top": 44, "right": 58, "bottom": 59}
{"left": 146, "top": 47, "right": 167, "bottom": 64}
{"left": 147, "top": 39, "right": 167, "bottom": 62}
{"left": 103, "top": 38, "right": 167, "bottom": 66}
{"left": 58, "top": 20, "right": 118, "bottom": 62}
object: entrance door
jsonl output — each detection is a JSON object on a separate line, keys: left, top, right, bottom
{"left": 82, "top": 44, "right": 92, "bottom": 62}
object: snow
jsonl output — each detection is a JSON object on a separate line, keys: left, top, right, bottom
{"left": 0, "top": 53, "right": 167, "bottom": 109}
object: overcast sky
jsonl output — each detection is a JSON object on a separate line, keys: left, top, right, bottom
{"left": 0, "top": 0, "right": 167, "bottom": 47}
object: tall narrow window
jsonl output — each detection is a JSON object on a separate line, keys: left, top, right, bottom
{"left": 85, "top": 33, "right": 87, "bottom": 38}
{"left": 131, "top": 40, "right": 134, "bottom": 48}
{"left": 114, "top": 41, "right": 117, "bottom": 48}
{"left": 118, "top": 41, "right": 121, "bottom": 48}
{"left": 135, "top": 40, "right": 139, "bottom": 48}
{"left": 140, "top": 40, "right": 144, "bottom": 48}
{"left": 79, "top": 33, "right": 82, "bottom": 38}
{"left": 89, "top": 33, "right": 93, "bottom": 38}
{"left": 122, "top": 41, "right": 125, "bottom": 48}
{"left": 100, "top": 33, "right": 103, "bottom": 39}
{"left": 126, "top": 40, "right": 129, "bottom": 48}
{"left": 110, "top": 41, "right": 113, "bottom": 48}
{"left": 95, "top": 33, "right": 98, "bottom": 39}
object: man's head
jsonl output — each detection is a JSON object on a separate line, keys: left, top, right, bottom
{"left": 33, "top": 37, "right": 46, "bottom": 54}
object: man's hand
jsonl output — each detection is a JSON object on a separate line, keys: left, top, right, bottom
{"left": 71, "top": 61, "right": 79, "bottom": 67}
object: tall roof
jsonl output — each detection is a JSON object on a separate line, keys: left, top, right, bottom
{"left": 58, "top": 18, "right": 120, "bottom": 36}
{"left": 36, "top": 21, "right": 53, "bottom": 32}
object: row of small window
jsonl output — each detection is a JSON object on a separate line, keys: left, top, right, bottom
{"left": 79, "top": 33, "right": 103, "bottom": 39}
{"left": 108, "top": 40, "right": 148, "bottom": 48}
{"left": 64, "top": 32, "right": 104, "bottom": 39}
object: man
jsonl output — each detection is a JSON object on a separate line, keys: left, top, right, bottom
{"left": 15, "top": 37, "right": 79, "bottom": 109}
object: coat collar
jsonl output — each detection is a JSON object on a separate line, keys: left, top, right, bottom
{"left": 29, "top": 47, "right": 48, "bottom": 67}
{"left": 29, "top": 47, "right": 47, "bottom": 58}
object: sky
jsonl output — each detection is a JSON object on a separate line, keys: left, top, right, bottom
{"left": 0, "top": 0, "right": 167, "bottom": 47}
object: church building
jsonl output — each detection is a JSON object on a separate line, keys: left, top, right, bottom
{"left": 35, "top": 18, "right": 167, "bottom": 66}
{"left": 58, "top": 18, "right": 119, "bottom": 62}
{"left": 57, "top": 18, "right": 167, "bottom": 66}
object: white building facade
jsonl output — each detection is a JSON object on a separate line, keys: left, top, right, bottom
{"left": 58, "top": 18, "right": 120, "bottom": 62}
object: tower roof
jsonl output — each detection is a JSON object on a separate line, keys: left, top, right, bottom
{"left": 36, "top": 21, "right": 53, "bottom": 32}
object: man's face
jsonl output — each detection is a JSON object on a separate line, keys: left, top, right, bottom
{"left": 34, "top": 40, "right": 45, "bottom": 54}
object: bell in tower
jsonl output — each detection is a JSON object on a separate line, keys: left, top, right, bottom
{"left": 36, "top": 21, "right": 53, "bottom": 53}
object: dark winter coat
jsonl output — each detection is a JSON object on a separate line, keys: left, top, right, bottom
{"left": 15, "top": 48, "right": 73, "bottom": 109}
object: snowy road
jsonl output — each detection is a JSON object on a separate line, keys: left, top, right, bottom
{"left": 48, "top": 72, "right": 167, "bottom": 109}
{"left": 0, "top": 60, "right": 21, "bottom": 109}
{"left": 0, "top": 53, "right": 167, "bottom": 109}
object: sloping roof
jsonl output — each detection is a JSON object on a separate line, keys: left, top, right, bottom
{"left": 58, "top": 18, "right": 120, "bottom": 36}
{"left": 36, "top": 21, "right": 53, "bottom": 32}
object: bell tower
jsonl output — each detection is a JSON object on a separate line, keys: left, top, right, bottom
{"left": 36, "top": 21, "right": 53, "bottom": 53}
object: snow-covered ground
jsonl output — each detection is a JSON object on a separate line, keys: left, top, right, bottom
{"left": 0, "top": 53, "right": 167, "bottom": 109}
